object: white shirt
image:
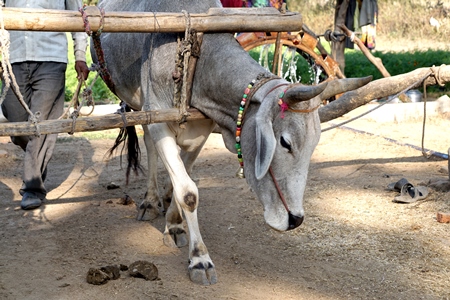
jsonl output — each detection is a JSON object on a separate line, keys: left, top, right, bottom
{"left": 5, "top": 0, "right": 88, "bottom": 64}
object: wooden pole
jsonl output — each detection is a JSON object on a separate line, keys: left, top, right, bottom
{"left": 271, "top": 32, "right": 283, "bottom": 76}
{"left": 332, "top": 0, "right": 349, "bottom": 73}
{"left": 2, "top": 6, "right": 302, "bottom": 33}
{"left": 338, "top": 24, "right": 411, "bottom": 103}
{"left": 319, "top": 65, "right": 450, "bottom": 123}
{"left": 0, "top": 108, "right": 208, "bottom": 137}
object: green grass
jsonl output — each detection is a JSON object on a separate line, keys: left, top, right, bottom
{"left": 344, "top": 48, "right": 450, "bottom": 96}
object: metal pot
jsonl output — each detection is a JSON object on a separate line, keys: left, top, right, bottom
{"left": 405, "top": 89, "right": 422, "bottom": 102}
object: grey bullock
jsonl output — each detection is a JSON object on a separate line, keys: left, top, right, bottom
{"left": 96, "top": 0, "right": 370, "bottom": 285}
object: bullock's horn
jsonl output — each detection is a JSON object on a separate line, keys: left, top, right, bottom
{"left": 284, "top": 81, "right": 328, "bottom": 105}
{"left": 320, "top": 76, "right": 372, "bottom": 100}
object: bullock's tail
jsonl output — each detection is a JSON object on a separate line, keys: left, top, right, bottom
{"left": 107, "top": 102, "right": 143, "bottom": 184}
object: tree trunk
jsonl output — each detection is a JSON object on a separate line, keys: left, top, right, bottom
{"left": 332, "top": 0, "right": 349, "bottom": 74}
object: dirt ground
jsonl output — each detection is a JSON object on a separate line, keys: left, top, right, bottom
{"left": 1, "top": 34, "right": 450, "bottom": 300}
{"left": 0, "top": 105, "right": 449, "bottom": 299}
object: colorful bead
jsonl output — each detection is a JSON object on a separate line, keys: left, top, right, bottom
{"left": 235, "top": 79, "right": 262, "bottom": 178}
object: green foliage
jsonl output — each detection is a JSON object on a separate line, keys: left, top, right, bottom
{"left": 344, "top": 48, "right": 450, "bottom": 94}
{"left": 247, "top": 43, "right": 450, "bottom": 96}
{"left": 66, "top": 34, "right": 118, "bottom": 104}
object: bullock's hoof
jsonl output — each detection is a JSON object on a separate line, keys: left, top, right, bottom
{"left": 136, "top": 200, "right": 159, "bottom": 221}
{"left": 188, "top": 260, "right": 217, "bottom": 285}
{"left": 163, "top": 227, "right": 188, "bottom": 248}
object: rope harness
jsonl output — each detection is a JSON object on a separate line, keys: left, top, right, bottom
{"left": 172, "top": 10, "right": 203, "bottom": 126}
{"left": 80, "top": 5, "right": 115, "bottom": 94}
{"left": 237, "top": 74, "right": 322, "bottom": 215}
{"left": 79, "top": 5, "right": 130, "bottom": 129}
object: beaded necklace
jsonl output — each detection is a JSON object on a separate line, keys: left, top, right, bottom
{"left": 235, "top": 79, "right": 321, "bottom": 178}
{"left": 235, "top": 79, "right": 256, "bottom": 178}
{"left": 235, "top": 77, "right": 285, "bottom": 178}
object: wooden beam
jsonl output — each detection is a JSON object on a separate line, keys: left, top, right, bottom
{"left": 338, "top": 24, "right": 411, "bottom": 103}
{"left": 2, "top": 6, "right": 302, "bottom": 33}
{"left": 0, "top": 108, "right": 208, "bottom": 137}
{"left": 319, "top": 65, "right": 450, "bottom": 123}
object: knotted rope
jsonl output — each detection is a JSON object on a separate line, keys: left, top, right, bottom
{"left": 55, "top": 5, "right": 109, "bottom": 134}
{"left": 420, "top": 65, "right": 446, "bottom": 157}
{"left": 172, "top": 10, "right": 202, "bottom": 126}
{"left": 59, "top": 74, "right": 98, "bottom": 134}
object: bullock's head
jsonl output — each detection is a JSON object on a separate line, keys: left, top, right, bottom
{"left": 241, "top": 77, "right": 371, "bottom": 231}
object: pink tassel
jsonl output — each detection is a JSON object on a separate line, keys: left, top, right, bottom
{"left": 279, "top": 101, "right": 289, "bottom": 118}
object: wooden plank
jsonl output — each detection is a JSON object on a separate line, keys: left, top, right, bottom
{"left": 2, "top": 6, "right": 302, "bottom": 33}
{"left": 0, "top": 108, "right": 208, "bottom": 137}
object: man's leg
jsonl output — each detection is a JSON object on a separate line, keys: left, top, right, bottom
{"left": 1, "top": 62, "right": 66, "bottom": 209}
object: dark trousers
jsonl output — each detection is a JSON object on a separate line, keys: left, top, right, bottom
{"left": 1, "top": 62, "right": 66, "bottom": 199}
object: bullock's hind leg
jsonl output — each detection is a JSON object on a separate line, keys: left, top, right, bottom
{"left": 160, "top": 172, "right": 173, "bottom": 213}
{"left": 136, "top": 125, "right": 161, "bottom": 221}
{"left": 149, "top": 121, "right": 217, "bottom": 285}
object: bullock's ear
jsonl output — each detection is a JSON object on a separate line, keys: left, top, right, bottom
{"left": 255, "top": 117, "right": 276, "bottom": 180}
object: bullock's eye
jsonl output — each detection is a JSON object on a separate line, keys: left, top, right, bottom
{"left": 280, "top": 136, "right": 292, "bottom": 153}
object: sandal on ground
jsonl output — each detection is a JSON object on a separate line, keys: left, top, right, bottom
{"left": 393, "top": 183, "right": 429, "bottom": 203}
{"left": 387, "top": 178, "right": 411, "bottom": 192}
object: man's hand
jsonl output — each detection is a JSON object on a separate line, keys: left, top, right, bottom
{"left": 75, "top": 61, "right": 90, "bottom": 81}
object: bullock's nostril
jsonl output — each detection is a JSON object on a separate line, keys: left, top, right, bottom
{"left": 287, "top": 212, "right": 304, "bottom": 230}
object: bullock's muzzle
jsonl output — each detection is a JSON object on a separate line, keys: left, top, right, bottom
{"left": 288, "top": 212, "right": 304, "bottom": 230}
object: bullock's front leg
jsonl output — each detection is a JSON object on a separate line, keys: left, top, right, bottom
{"left": 150, "top": 123, "right": 217, "bottom": 285}
{"left": 136, "top": 125, "right": 161, "bottom": 221}
{"left": 162, "top": 142, "right": 211, "bottom": 248}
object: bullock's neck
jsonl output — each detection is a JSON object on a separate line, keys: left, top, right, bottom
{"left": 191, "top": 33, "right": 286, "bottom": 152}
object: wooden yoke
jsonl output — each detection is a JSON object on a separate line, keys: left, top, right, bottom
{"left": 2, "top": 6, "right": 302, "bottom": 33}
